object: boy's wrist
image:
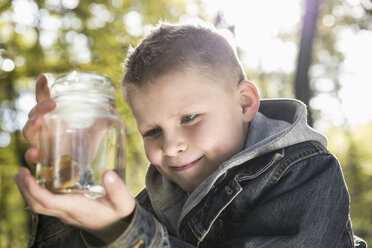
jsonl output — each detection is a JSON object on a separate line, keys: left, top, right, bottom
{"left": 122, "top": 208, "right": 135, "bottom": 224}
{"left": 83, "top": 205, "right": 137, "bottom": 245}
{"left": 83, "top": 201, "right": 168, "bottom": 248}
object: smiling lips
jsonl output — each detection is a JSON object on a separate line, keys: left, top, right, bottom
{"left": 170, "top": 157, "right": 202, "bottom": 172}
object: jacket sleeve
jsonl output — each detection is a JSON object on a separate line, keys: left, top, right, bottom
{"left": 28, "top": 213, "right": 88, "bottom": 248}
{"left": 92, "top": 194, "right": 194, "bottom": 248}
{"left": 216, "top": 151, "right": 357, "bottom": 248}
{"left": 85, "top": 201, "right": 170, "bottom": 248}
{"left": 28, "top": 198, "right": 194, "bottom": 248}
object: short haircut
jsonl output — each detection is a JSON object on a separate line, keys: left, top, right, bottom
{"left": 122, "top": 20, "right": 246, "bottom": 93}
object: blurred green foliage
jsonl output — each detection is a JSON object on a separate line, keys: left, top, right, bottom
{"left": 327, "top": 125, "right": 372, "bottom": 244}
{"left": 0, "top": 140, "right": 29, "bottom": 248}
{"left": 0, "top": 0, "right": 371, "bottom": 247}
{"left": 0, "top": 0, "right": 190, "bottom": 246}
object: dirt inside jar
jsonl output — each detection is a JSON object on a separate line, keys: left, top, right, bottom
{"left": 39, "top": 155, "right": 80, "bottom": 191}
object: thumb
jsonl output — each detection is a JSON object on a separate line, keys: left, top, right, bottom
{"left": 102, "top": 170, "right": 135, "bottom": 217}
{"left": 36, "top": 74, "right": 51, "bottom": 103}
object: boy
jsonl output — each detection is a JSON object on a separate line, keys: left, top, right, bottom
{"left": 16, "top": 20, "right": 366, "bottom": 247}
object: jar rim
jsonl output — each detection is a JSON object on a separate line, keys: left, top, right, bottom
{"left": 51, "top": 71, "right": 116, "bottom": 100}
{"left": 55, "top": 71, "right": 113, "bottom": 85}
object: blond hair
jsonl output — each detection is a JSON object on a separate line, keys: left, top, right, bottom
{"left": 122, "top": 20, "right": 246, "bottom": 92}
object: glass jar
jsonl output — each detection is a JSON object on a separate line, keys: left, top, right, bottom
{"left": 36, "top": 71, "right": 126, "bottom": 198}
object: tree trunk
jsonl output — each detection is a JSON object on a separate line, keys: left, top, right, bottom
{"left": 294, "top": 0, "right": 321, "bottom": 127}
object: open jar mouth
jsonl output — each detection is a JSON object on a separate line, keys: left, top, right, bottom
{"left": 51, "top": 71, "right": 116, "bottom": 101}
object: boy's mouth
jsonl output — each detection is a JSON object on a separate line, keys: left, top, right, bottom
{"left": 169, "top": 157, "right": 203, "bottom": 172}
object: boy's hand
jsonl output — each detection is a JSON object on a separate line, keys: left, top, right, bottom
{"left": 19, "top": 74, "right": 134, "bottom": 243}
{"left": 22, "top": 74, "right": 55, "bottom": 165}
{"left": 15, "top": 168, "right": 136, "bottom": 243}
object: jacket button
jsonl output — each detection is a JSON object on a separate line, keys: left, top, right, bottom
{"left": 225, "top": 186, "right": 233, "bottom": 195}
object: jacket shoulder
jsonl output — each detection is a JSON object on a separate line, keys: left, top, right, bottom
{"left": 228, "top": 140, "right": 344, "bottom": 209}
{"left": 283, "top": 140, "right": 330, "bottom": 159}
{"left": 231, "top": 141, "right": 331, "bottom": 183}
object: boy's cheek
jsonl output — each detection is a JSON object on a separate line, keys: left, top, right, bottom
{"left": 144, "top": 143, "right": 160, "bottom": 165}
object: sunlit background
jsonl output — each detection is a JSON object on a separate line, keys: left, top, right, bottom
{"left": 1, "top": 0, "right": 371, "bottom": 149}
{"left": 0, "top": 0, "right": 371, "bottom": 246}
{"left": 200, "top": 0, "right": 372, "bottom": 129}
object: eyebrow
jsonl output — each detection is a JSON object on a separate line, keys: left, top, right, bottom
{"left": 168, "top": 103, "right": 201, "bottom": 116}
{"left": 136, "top": 100, "right": 205, "bottom": 128}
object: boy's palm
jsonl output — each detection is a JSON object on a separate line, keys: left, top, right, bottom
{"left": 15, "top": 168, "right": 135, "bottom": 243}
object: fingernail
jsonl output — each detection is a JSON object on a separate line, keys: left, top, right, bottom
{"left": 38, "top": 75, "right": 47, "bottom": 86}
{"left": 106, "top": 171, "right": 117, "bottom": 184}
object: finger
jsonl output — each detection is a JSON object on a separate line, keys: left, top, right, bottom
{"left": 15, "top": 168, "right": 43, "bottom": 207}
{"left": 28, "top": 98, "right": 56, "bottom": 118}
{"left": 15, "top": 168, "right": 60, "bottom": 216}
{"left": 15, "top": 168, "right": 49, "bottom": 213}
{"left": 14, "top": 169, "right": 30, "bottom": 202}
{"left": 22, "top": 114, "right": 43, "bottom": 147}
{"left": 103, "top": 170, "right": 135, "bottom": 217}
{"left": 24, "top": 147, "right": 41, "bottom": 165}
{"left": 36, "top": 74, "right": 51, "bottom": 103}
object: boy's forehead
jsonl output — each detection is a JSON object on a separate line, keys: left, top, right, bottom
{"left": 126, "top": 72, "right": 232, "bottom": 117}
{"left": 128, "top": 85, "right": 206, "bottom": 113}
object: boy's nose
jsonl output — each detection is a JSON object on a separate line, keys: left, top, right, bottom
{"left": 162, "top": 134, "right": 187, "bottom": 156}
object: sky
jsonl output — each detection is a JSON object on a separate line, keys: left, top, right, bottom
{"left": 194, "top": 0, "right": 372, "bottom": 131}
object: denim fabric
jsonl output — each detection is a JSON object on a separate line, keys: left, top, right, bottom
{"left": 28, "top": 141, "right": 367, "bottom": 247}
{"left": 175, "top": 141, "right": 361, "bottom": 247}
{"left": 104, "top": 202, "right": 170, "bottom": 248}
{"left": 28, "top": 215, "right": 86, "bottom": 248}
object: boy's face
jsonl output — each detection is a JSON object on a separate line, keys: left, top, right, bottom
{"left": 128, "top": 70, "right": 250, "bottom": 192}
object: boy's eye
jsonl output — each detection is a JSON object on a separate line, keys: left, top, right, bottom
{"left": 143, "top": 128, "right": 161, "bottom": 137}
{"left": 181, "top": 114, "right": 199, "bottom": 123}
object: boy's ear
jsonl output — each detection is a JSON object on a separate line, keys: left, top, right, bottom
{"left": 236, "top": 80, "right": 260, "bottom": 122}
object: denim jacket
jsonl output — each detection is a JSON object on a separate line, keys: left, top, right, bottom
{"left": 28, "top": 99, "right": 367, "bottom": 248}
